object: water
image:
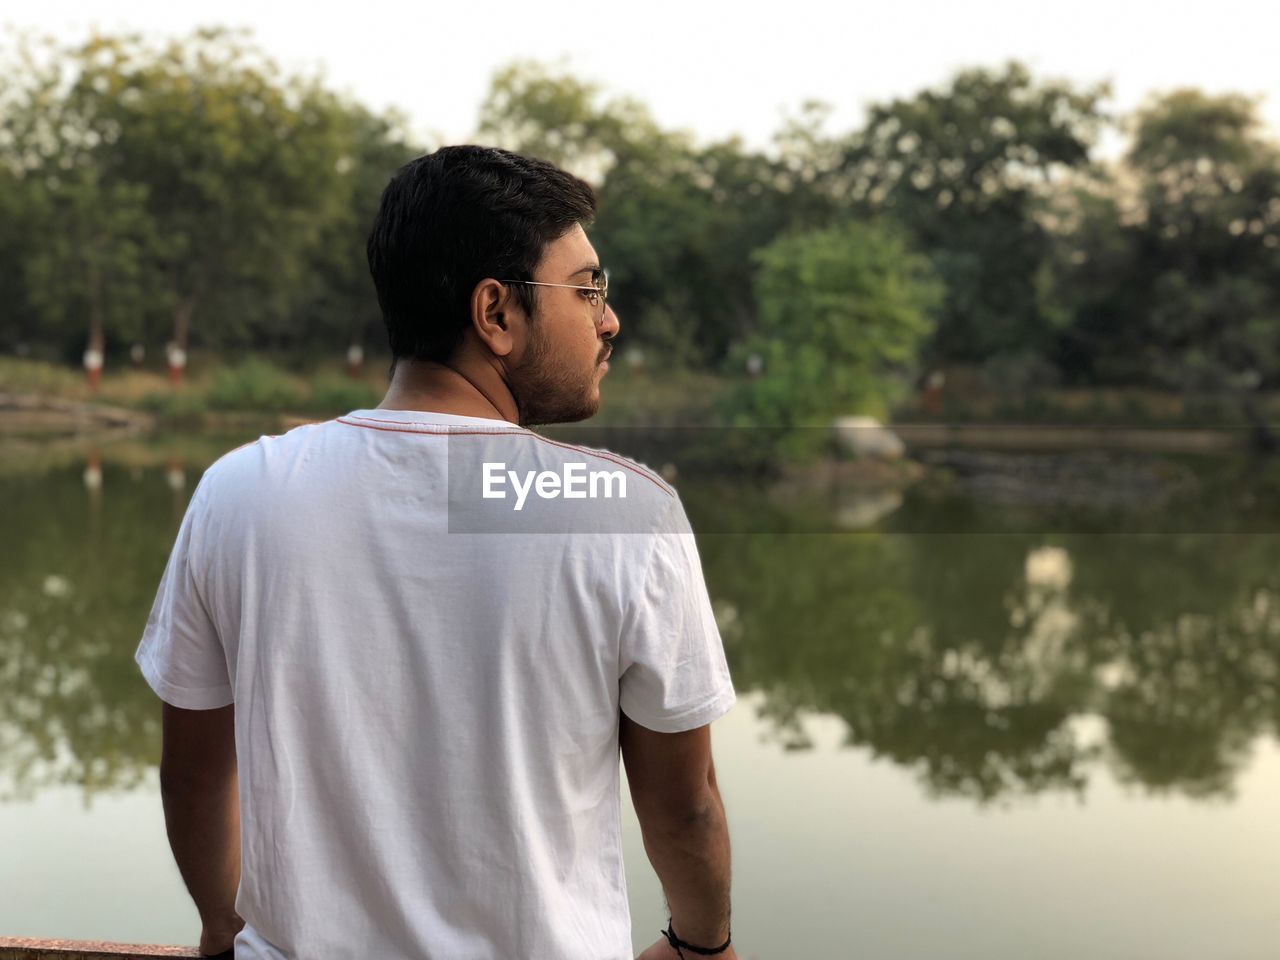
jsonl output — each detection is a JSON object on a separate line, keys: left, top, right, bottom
{"left": 2, "top": 430, "right": 1278, "bottom": 958}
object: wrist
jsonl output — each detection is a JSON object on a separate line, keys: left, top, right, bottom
{"left": 200, "top": 910, "right": 244, "bottom": 938}
{"left": 198, "top": 911, "right": 243, "bottom": 947}
{"left": 663, "top": 919, "right": 732, "bottom": 957}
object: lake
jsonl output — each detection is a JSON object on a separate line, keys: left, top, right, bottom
{"left": 2, "top": 427, "right": 1278, "bottom": 959}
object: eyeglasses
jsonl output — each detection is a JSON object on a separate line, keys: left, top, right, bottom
{"left": 498, "top": 271, "right": 610, "bottom": 327}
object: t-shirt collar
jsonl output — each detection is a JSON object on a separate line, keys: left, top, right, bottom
{"left": 344, "top": 408, "right": 525, "bottom": 429}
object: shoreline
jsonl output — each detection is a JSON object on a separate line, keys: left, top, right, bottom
{"left": 1, "top": 392, "right": 1257, "bottom": 458}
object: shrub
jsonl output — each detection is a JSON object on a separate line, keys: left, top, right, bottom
{"left": 307, "top": 374, "right": 381, "bottom": 414}
{"left": 137, "top": 388, "right": 208, "bottom": 417}
{"left": 206, "top": 358, "right": 304, "bottom": 412}
{"left": 722, "top": 219, "right": 941, "bottom": 460}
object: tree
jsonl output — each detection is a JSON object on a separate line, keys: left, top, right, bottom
{"left": 23, "top": 174, "right": 158, "bottom": 385}
{"left": 100, "top": 30, "right": 354, "bottom": 374}
{"left": 286, "top": 102, "right": 417, "bottom": 365}
{"left": 11, "top": 29, "right": 354, "bottom": 378}
{"left": 1052, "top": 90, "right": 1280, "bottom": 392}
{"left": 478, "top": 62, "right": 842, "bottom": 367}
{"left": 0, "top": 34, "right": 163, "bottom": 374}
{"left": 1127, "top": 90, "right": 1280, "bottom": 390}
{"left": 477, "top": 60, "right": 657, "bottom": 183}
{"left": 841, "top": 61, "right": 1109, "bottom": 363}
{"left": 726, "top": 219, "right": 940, "bottom": 451}
{"left": 0, "top": 161, "right": 39, "bottom": 353}
{"left": 0, "top": 28, "right": 424, "bottom": 373}
{"left": 594, "top": 134, "right": 809, "bottom": 365}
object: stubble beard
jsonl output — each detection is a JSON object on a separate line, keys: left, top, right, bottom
{"left": 509, "top": 320, "right": 601, "bottom": 427}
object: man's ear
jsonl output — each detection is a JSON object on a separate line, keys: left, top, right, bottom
{"left": 470, "top": 278, "right": 515, "bottom": 358}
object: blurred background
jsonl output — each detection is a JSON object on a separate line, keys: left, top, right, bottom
{"left": 2, "top": 3, "right": 1279, "bottom": 958}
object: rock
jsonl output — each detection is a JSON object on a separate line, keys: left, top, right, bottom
{"left": 835, "top": 488, "right": 903, "bottom": 529}
{"left": 833, "top": 416, "right": 905, "bottom": 460}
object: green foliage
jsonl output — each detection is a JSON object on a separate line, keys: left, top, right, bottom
{"left": 0, "top": 28, "right": 415, "bottom": 362}
{"left": 21, "top": 173, "right": 160, "bottom": 353}
{"left": 290, "top": 104, "right": 416, "bottom": 356}
{"left": 723, "top": 219, "right": 940, "bottom": 456}
{"left": 477, "top": 60, "right": 658, "bottom": 181}
{"left": 595, "top": 138, "right": 800, "bottom": 365}
{"left": 0, "top": 169, "right": 39, "bottom": 351}
{"left": 124, "top": 362, "right": 382, "bottom": 416}
{"left": 5, "top": 38, "right": 1280, "bottom": 412}
{"left": 68, "top": 30, "right": 351, "bottom": 350}
{"left": 478, "top": 62, "right": 841, "bottom": 367}
{"left": 842, "top": 61, "right": 1108, "bottom": 363}
{"left": 137, "top": 385, "right": 213, "bottom": 417}
{"left": 0, "top": 356, "right": 84, "bottom": 394}
{"left": 1052, "top": 90, "right": 1280, "bottom": 390}
{"left": 206, "top": 357, "right": 305, "bottom": 411}
{"left": 307, "top": 373, "right": 382, "bottom": 414}
{"left": 978, "top": 349, "right": 1063, "bottom": 393}
{"left": 1128, "top": 89, "right": 1264, "bottom": 170}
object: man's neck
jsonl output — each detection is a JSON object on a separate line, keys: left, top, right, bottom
{"left": 377, "top": 358, "right": 518, "bottom": 424}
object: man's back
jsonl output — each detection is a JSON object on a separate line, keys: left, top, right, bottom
{"left": 136, "top": 408, "right": 736, "bottom": 958}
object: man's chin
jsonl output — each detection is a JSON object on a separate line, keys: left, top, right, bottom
{"left": 519, "top": 388, "right": 601, "bottom": 428}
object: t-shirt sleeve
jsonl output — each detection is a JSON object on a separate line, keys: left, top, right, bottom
{"left": 619, "top": 494, "right": 736, "bottom": 733}
{"left": 134, "top": 479, "right": 233, "bottom": 709}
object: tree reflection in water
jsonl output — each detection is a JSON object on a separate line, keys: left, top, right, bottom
{"left": 1, "top": 462, "right": 169, "bottom": 802}
{"left": 2, "top": 444, "right": 1278, "bottom": 805}
{"left": 0, "top": 435, "right": 232, "bottom": 804}
{"left": 698, "top": 526, "right": 1280, "bottom": 803}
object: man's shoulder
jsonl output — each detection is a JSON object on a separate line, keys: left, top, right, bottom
{"left": 523, "top": 432, "right": 677, "bottom": 503}
{"left": 197, "top": 420, "right": 328, "bottom": 492}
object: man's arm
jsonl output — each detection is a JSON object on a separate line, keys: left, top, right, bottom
{"left": 159, "top": 702, "right": 244, "bottom": 956}
{"left": 620, "top": 712, "right": 736, "bottom": 960}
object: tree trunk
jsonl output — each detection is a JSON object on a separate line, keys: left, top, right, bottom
{"left": 168, "top": 299, "right": 194, "bottom": 386}
{"left": 1243, "top": 389, "right": 1278, "bottom": 454}
{"left": 83, "top": 259, "right": 105, "bottom": 393}
{"left": 346, "top": 329, "right": 365, "bottom": 380}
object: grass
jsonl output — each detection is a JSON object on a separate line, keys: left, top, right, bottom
{"left": 0, "top": 355, "right": 95, "bottom": 398}
{"left": 593, "top": 363, "right": 731, "bottom": 426}
{"left": 1, "top": 355, "right": 384, "bottom": 421}
{"left": 11, "top": 354, "right": 1270, "bottom": 432}
{"left": 0, "top": 355, "right": 726, "bottom": 427}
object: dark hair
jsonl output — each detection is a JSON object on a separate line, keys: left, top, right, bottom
{"left": 366, "top": 145, "right": 597, "bottom": 363}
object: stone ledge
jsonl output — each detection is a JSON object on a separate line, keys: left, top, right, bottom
{"left": 0, "top": 939, "right": 201, "bottom": 959}
{"left": 0, "top": 393, "right": 155, "bottom": 435}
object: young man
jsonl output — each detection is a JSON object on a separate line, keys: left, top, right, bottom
{"left": 137, "top": 145, "right": 738, "bottom": 959}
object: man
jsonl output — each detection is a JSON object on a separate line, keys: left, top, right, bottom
{"left": 136, "top": 145, "right": 738, "bottom": 959}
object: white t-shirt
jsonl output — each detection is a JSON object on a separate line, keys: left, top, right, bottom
{"left": 135, "top": 409, "right": 736, "bottom": 960}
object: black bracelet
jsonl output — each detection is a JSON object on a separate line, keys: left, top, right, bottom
{"left": 661, "top": 920, "right": 731, "bottom": 957}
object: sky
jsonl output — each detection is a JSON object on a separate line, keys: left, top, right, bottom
{"left": 4, "top": 0, "right": 1279, "bottom": 158}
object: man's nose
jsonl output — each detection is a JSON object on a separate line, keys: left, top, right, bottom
{"left": 599, "top": 304, "right": 620, "bottom": 341}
